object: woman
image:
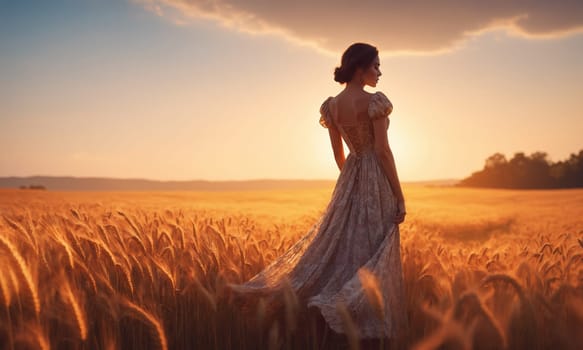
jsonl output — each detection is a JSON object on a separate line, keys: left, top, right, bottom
{"left": 226, "top": 42, "right": 408, "bottom": 345}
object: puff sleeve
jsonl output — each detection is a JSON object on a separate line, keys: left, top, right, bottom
{"left": 319, "top": 96, "right": 334, "bottom": 128}
{"left": 368, "top": 91, "right": 393, "bottom": 120}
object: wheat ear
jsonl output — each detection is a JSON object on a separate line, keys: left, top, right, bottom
{"left": 0, "top": 235, "right": 40, "bottom": 316}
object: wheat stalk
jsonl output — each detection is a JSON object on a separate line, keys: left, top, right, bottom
{"left": 121, "top": 299, "right": 168, "bottom": 350}
{"left": 0, "top": 235, "right": 40, "bottom": 316}
{"left": 63, "top": 278, "right": 88, "bottom": 340}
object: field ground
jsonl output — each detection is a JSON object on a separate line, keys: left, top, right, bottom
{"left": 0, "top": 185, "right": 582, "bottom": 349}
{"left": 3, "top": 185, "right": 582, "bottom": 244}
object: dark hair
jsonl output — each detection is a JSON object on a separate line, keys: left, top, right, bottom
{"left": 334, "top": 43, "right": 379, "bottom": 84}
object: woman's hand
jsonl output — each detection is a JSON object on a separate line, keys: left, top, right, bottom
{"left": 394, "top": 199, "right": 406, "bottom": 224}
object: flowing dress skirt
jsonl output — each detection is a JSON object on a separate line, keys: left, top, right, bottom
{"left": 227, "top": 150, "right": 408, "bottom": 338}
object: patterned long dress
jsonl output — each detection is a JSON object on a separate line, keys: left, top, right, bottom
{"left": 227, "top": 91, "right": 408, "bottom": 339}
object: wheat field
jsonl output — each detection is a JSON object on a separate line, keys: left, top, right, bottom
{"left": 0, "top": 185, "right": 582, "bottom": 350}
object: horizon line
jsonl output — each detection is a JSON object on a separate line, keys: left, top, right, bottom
{"left": 0, "top": 174, "right": 461, "bottom": 184}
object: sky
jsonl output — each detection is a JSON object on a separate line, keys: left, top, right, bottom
{"left": 1, "top": 0, "right": 582, "bottom": 182}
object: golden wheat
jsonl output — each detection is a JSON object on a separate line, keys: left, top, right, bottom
{"left": 62, "top": 277, "right": 88, "bottom": 340}
{"left": 121, "top": 298, "right": 168, "bottom": 350}
{"left": 0, "top": 186, "right": 581, "bottom": 349}
{"left": 0, "top": 235, "right": 40, "bottom": 317}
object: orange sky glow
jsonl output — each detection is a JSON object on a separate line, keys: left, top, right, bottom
{"left": 1, "top": 0, "right": 582, "bottom": 182}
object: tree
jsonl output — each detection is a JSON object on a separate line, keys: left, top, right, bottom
{"left": 459, "top": 149, "right": 583, "bottom": 189}
{"left": 485, "top": 153, "right": 507, "bottom": 169}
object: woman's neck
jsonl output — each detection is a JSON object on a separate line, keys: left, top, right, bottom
{"left": 344, "top": 78, "right": 365, "bottom": 91}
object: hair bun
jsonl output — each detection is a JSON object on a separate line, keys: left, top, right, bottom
{"left": 334, "top": 66, "right": 349, "bottom": 84}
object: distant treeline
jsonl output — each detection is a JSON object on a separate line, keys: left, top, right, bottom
{"left": 459, "top": 150, "right": 583, "bottom": 189}
{"left": 19, "top": 185, "right": 47, "bottom": 190}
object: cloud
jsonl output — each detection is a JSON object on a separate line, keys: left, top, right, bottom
{"left": 135, "top": 0, "right": 583, "bottom": 55}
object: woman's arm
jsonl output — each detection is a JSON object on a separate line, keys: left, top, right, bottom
{"left": 372, "top": 117, "right": 405, "bottom": 216}
{"left": 328, "top": 126, "right": 345, "bottom": 171}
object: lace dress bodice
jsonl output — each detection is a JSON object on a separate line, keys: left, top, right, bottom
{"left": 319, "top": 91, "right": 393, "bottom": 155}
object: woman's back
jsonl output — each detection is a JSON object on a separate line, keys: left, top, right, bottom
{"left": 331, "top": 90, "right": 373, "bottom": 126}
{"left": 322, "top": 91, "right": 390, "bottom": 156}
